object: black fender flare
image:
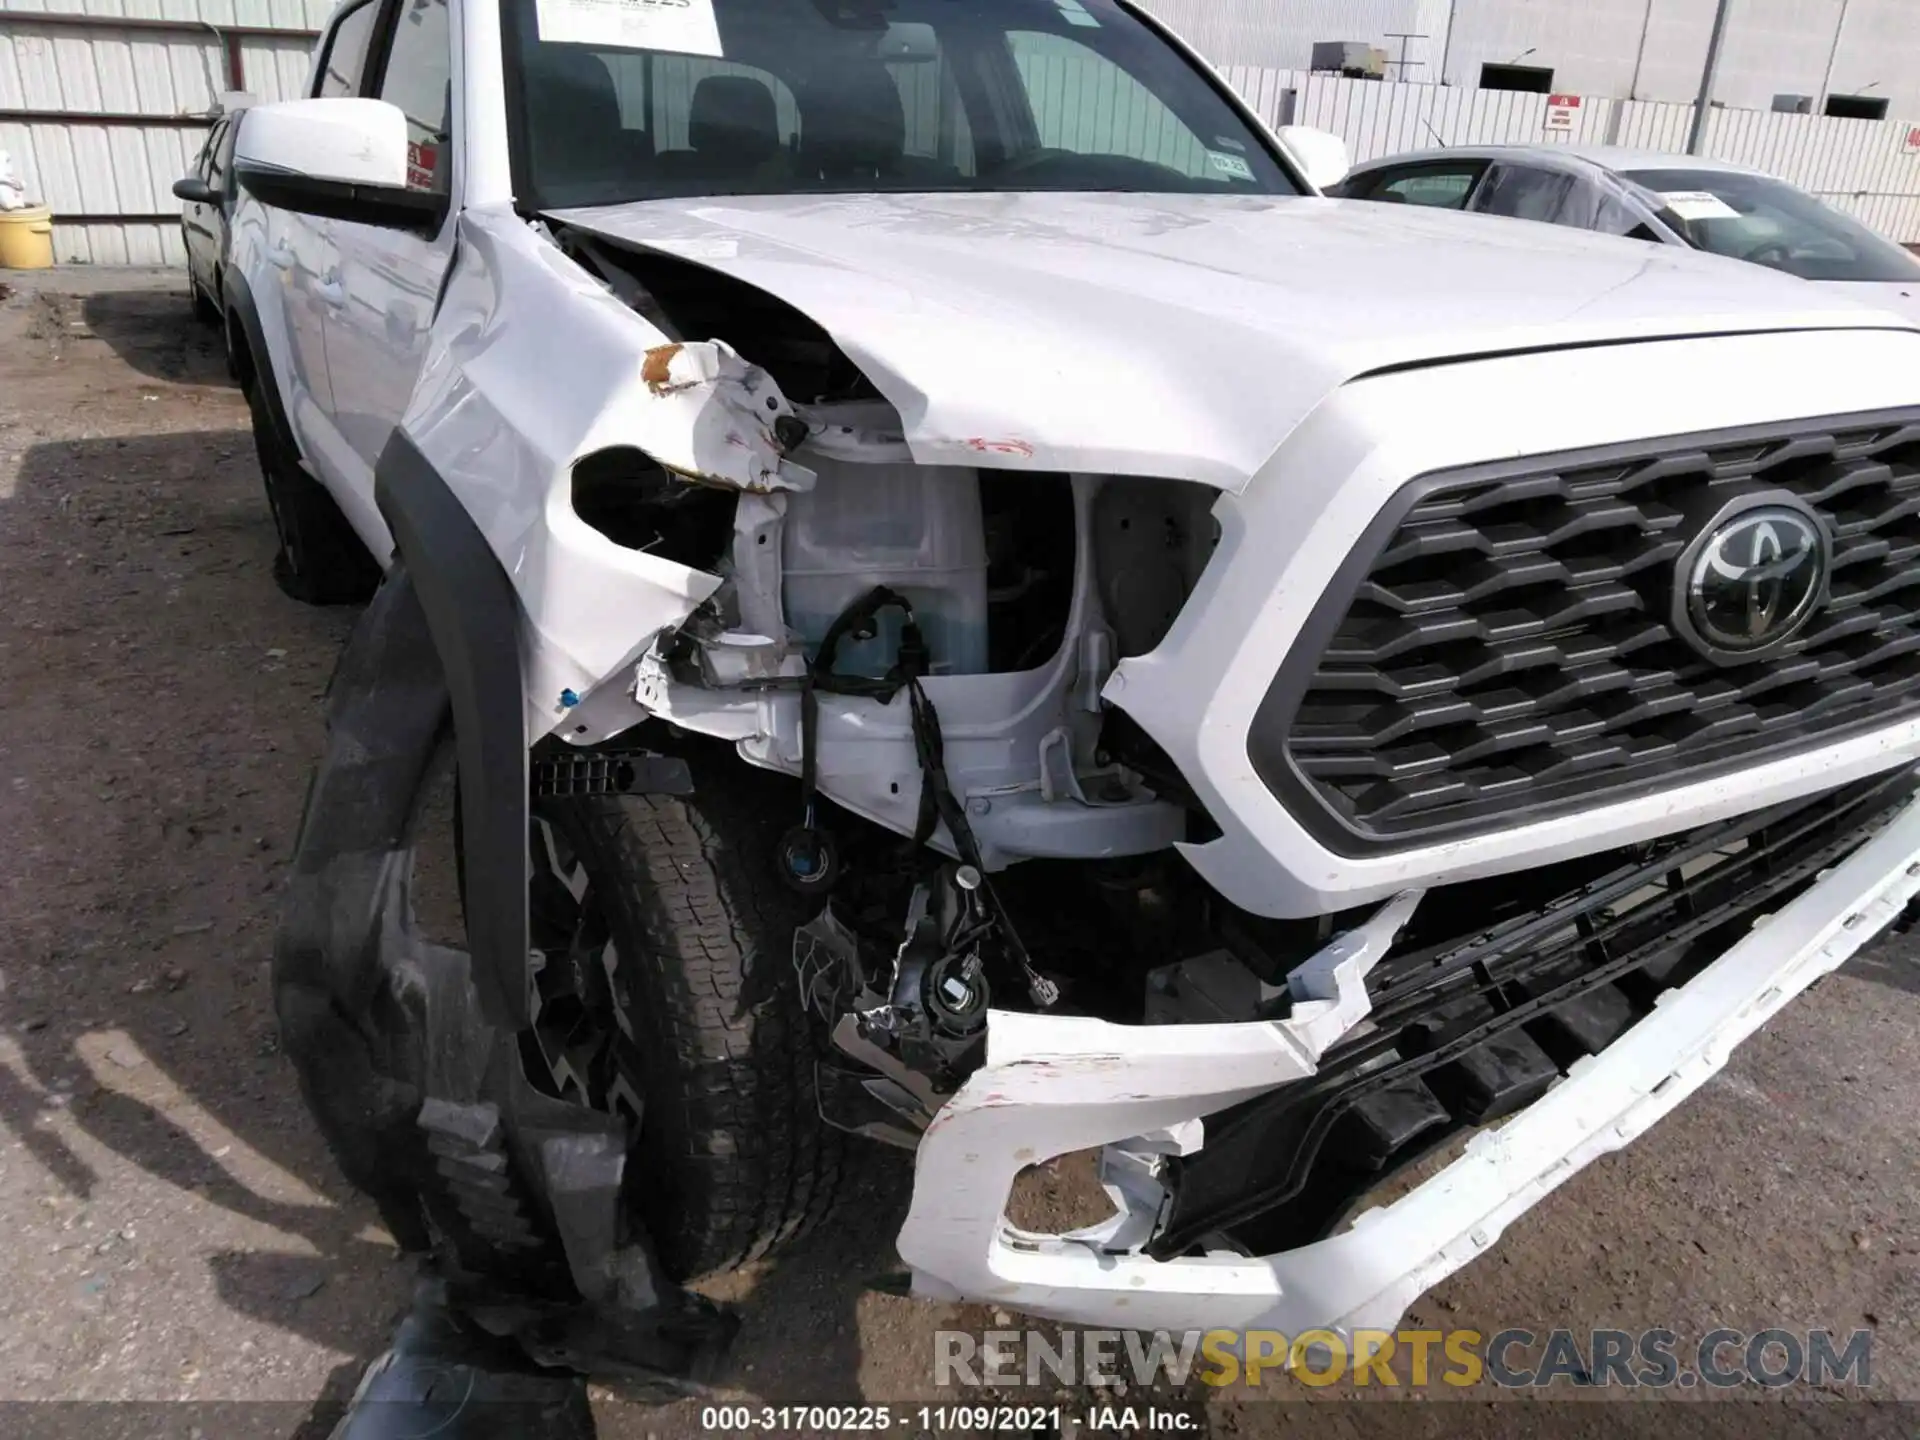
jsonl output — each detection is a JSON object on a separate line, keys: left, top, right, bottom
{"left": 221, "top": 268, "right": 300, "bottom": 458}
{"left": 274, "top": 564, "right": 733, "bottom": 1384}
{"left": 231, "top": 260, "right": 529, "bottom": 1031}
{"left": 374, "top": 428, "right": 532, "bottom": 1031}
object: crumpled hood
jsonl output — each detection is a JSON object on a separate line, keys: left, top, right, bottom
{"left": 549, "top": 191, "right": 1909, "bottom": 490}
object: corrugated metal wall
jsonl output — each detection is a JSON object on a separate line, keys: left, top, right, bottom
{"left": 0, "top": 1, "right": 327, "bottom": 263}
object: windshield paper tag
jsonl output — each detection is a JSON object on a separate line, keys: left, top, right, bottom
{"left": 1660, "top": 190, "right": 1741, "bottom": 221}
{"left": 535, "top": 0, "right": 722, "bottom": 57}
{"left": 1208, "top": 150, "right": 1255, "bottom": 181}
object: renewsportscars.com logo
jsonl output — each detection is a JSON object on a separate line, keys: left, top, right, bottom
{"left": 934, "top": 1327, "right": 1875, "bottom": 1390}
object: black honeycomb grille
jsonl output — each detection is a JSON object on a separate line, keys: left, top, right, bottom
{"left": 1257, "top": 409, "right": 1920, "bottom": 845}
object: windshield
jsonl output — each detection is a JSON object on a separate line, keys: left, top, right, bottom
{"left": 1622, "top": 167, "right": 1920, "bottom": 283}
{"left": 503, "top": 0, "right": 1298, "bottom": 208}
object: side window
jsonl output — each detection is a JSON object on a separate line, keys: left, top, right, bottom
{"left": 374, "top": 0, "right": 453, "bottom": 193}
{"left": 192, "top": 122, "right": 222, "bottom": 181}
{"left": 1474, "top": 165, "right": 1577, "bottom": 225}
{"left": 209, "top": 116, "right": 240, "bottom": 190}
{"left": 1369, "top": 165, "right": 1484, "bottom": 209}
{"left": 317, "top": 0, "right": 381, "bottom": 99}
{"left": 1006, "top": 30, "right": 1212, "bottom": 180}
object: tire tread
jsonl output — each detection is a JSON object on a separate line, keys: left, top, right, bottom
{"left": 558, "top": 765, "right": 864, "bottom": 1278}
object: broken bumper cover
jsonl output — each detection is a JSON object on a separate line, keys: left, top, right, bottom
{"left": 896, "top": 790, "right": 1920, "bottom": 1337}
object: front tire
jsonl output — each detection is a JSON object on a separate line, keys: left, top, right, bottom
{"left": 529, "top": 757, "right": 867, "bottom": 1280}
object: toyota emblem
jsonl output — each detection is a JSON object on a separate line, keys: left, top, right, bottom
{"left": 1672, "top": 494, "right": 1829, "bottom": 663}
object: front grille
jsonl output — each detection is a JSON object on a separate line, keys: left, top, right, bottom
{"left": 1254, "top": 409, "right": 1920, "bottom": 846}
{"left": 1152, "top": 766, "right": 1918, "bottom": 1258}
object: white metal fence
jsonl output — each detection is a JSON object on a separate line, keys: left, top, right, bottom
{"left": 1220, "top": 65, "right": 1920, "bottom": 243}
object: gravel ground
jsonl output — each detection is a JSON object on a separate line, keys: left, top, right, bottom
{"left": 0, "top": 268, "right": 1916, "bottom": 1439}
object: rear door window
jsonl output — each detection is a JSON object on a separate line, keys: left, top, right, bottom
{"left": 1553, "top": 175, "right": 1651, "bottom": 236}
{"left": 1472, "top": 164, "right": 1578, "bottom": 225}
{"left": 1353, "top": 162, "right": 1487, "bottom": 209}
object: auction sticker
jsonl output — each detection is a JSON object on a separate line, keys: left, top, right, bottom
{"left": 1208, "top": 150, "right": 1255, "bottom": 181}
{"left": 535, "top": 0, "right": 722, "bottom": 56}
{"left": 1660, "top": 190, "right": 1740, "bottom": 221}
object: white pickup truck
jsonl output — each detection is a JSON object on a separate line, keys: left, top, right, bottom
{"left": 232, "top": 0, "right": 1920, "bottom": 1384}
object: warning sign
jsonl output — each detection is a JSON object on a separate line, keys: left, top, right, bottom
{"left": 1545, "top": 93, "right": 1582, "bottom": 133}
{"left": 1906, "top": 125, "right": 1920, "bottom": 155}
{"left": 407, "top": 141, "right": 438, "bottom": 191}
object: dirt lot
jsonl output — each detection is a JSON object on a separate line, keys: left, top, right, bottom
{"left": 1, "top": 268, "right": 1918, "bottom": 1438}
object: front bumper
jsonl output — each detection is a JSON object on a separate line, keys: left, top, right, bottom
{"left": 896, "top": 788, "right": 1920, "bottom": 1338}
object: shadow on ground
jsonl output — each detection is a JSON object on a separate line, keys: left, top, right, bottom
{"left": 1846, "top": 941, "right": 1920, "bottom": 999}
{"left": 80, "top": 288, "right": 232, "bottom": 388}
{"left": 0, "top": 402, "right": 912, "bottom": 1431}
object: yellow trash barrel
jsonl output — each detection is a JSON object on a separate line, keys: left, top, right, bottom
{"left": 0, "top": 206, "right": 55, "bottom": 269}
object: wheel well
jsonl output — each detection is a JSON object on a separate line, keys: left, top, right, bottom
{"left": 226, "top": 309, "right": 256, "bottom": 392}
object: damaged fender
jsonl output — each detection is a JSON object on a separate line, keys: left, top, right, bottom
{"left": 375, "top": 429, "right": 532, "bottom": 1030}
{"left": 274, "top": 567, "right": 735, "bottom": 1386}
{"left": 398, "top": 210, "right": 779, "bottom": 745}
{"left": 357, "top": 215, "right": 811, "bottom": 1032}
{"left": 637, "top": 339, "right": 815, "bottom": 494}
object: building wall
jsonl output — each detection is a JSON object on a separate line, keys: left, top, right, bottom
{"left": 1440, "top": 0, "right": 1920, "bottom": 114}
{"left": 0, "top": 0, "right": 329, "bottom": 263}
{"left": 1143, "top": 0, "right": 1920, "bottom": 118}
{"left": 1139, "top": 0, "right": 1455, "bottom": 81}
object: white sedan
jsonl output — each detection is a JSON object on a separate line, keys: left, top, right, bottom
{"left": 1335, "top": 143, "right": 1920, "bottom": 322}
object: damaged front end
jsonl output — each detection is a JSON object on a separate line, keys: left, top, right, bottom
{"left": 277, "top": 196, "right": 1920, "bottom": 1384}
{"left": 895, "top": 769, "right": 1920, "bottom": 1335}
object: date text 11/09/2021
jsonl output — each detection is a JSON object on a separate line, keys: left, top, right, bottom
{"left": 698, "top": 1406, "right": 1198, "bottom": 1432}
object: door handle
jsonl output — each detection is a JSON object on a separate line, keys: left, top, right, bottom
{"left": 316, "top": 273, "right": 346, "bottom": 308}
{"left": 267, "top": 241, "right": 295, "bottom": 270}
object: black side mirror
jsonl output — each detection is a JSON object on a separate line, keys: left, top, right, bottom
{"left": 173, "top": 177, "right": 220, "bottom": 205}
{"left": 235, "top": 164, "right": 447, "bottom": 239}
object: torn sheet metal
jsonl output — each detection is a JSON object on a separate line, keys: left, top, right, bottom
{"left": 546, "top": 192, "right": 1900, "bottom": 492}
{"left": 894, "top": 892, "right": 1422, "bottom": 1311}
{"left": 638, "top": 340, "right": 815, "bottom": 494}
{"left": 897, "top": 809, "right": 1920, "bottom": 1339}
